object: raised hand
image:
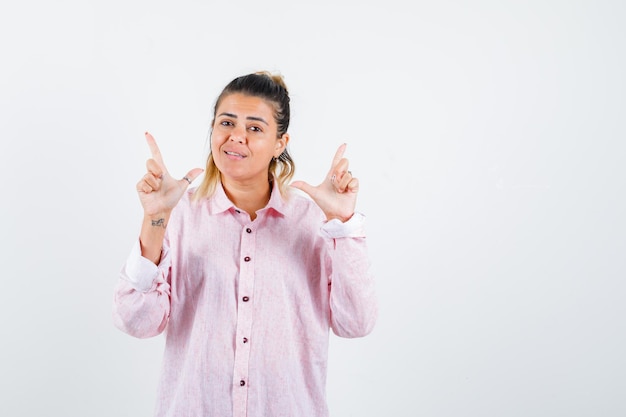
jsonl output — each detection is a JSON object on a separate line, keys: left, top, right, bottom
{"left": 290, "top": 143, "right": 359, "bottom": 222}
{"left": 136, "top": 132, "right": 204, "bottom": 216}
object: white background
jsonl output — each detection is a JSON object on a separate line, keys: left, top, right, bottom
{"left": 1, "top": 1, "right": 625, "bottom": 416}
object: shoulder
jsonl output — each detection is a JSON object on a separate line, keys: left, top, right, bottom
{"left": 169, "top": 188, "right": 207, "bottom": 221}
{"left": 178, "top": 188, "right": 198, "bottom": 210}
{"left": 283, "top": 190, "right": 325, "bottom": 223}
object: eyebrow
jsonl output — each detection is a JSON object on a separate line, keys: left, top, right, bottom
{"left": 217, "top": 112, "right": 269, "bottom": 126}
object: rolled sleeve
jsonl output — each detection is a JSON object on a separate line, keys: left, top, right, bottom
{"left": 120, "top": 239, "right": 172, "bottom": 293}
{"left": 320, "top": 212, "right": 366, "bottom": 239}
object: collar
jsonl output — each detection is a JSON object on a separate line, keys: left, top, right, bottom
{"left": 206, "top": 177, "right": 287, "bottom": 217}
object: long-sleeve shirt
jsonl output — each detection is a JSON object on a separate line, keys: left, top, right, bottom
{"left": 112, "top": 181, "right": 377, "bottom": 417}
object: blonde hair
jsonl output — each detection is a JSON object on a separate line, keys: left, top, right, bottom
{"left": 193, "top": 71, "right": 295, "bottom": 201}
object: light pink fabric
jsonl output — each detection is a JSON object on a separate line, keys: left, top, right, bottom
{"left": 112, "top": 182, "right": 377, "bottom": 417}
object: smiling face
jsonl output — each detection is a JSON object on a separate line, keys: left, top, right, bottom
{"left": 211, "top": 93, "right": 289, "bottom": 186}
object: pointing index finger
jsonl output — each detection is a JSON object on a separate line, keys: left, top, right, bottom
{"left": 331, "top": 143, "right": 347, "bottom": 168}
{"left": 145, "top": 131, "right": 165, "bottom": 166}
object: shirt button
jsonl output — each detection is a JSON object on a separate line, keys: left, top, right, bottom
{"left": 243, "top": 337, "right": 248, "bottom": 343}
{"left": 244, "top": 256, "right": 251, "bottom": 262}
{"left": 242, "top": 296, "right": 250, "bottom": 302}
{"left": 240, "top": 380, "right": 246, "bottom": 386}
{"left": 246, "top": 228, "right": 252, "bottom": 233}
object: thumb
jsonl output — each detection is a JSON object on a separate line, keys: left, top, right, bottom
{"left": 179, "top": 168, "right": 204, "bottom": 187}
{"left": 290, "top": 180, "right": 316, "bottom": 198}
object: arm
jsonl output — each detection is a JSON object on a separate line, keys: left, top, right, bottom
{"left": 291, "top": 144, "right": 377, "bottom": 336}
{"left": 323, "top": 214, "right": 378, "bottom": 338}
{"left": 112, "top": 239, "right": 172, "bottom": 338}
{"left": 112, "top": 132, "right": 203, "bottom": 338}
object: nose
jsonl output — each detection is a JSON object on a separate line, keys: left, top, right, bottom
{"left": 229, "top": 126, "right": 246, "bottom": 143}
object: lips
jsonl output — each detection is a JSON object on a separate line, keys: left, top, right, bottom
{"left": 224, "top": 150, "right": 246, "bottom": 158}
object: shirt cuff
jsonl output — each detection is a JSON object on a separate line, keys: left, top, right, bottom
{"left": 320, "top": 212, "right": 366, "bottom": 238}
{"left": 120, "top": 239, "right": 165, "bottom": 292}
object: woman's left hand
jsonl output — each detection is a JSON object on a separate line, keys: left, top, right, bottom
{"left": 291, "top": 143, "right": 359, "bottom": 222}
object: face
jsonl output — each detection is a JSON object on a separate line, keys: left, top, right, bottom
{"left": 211, "top": 93, "right": 288, "bottom": 185}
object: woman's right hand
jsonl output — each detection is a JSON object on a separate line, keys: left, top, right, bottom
{"left": 136, "top": 132, "right": 204, "bottom": 217}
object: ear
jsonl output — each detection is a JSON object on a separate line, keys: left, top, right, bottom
{"left": 275, "top": 133, "right": 289, "bottom": 157}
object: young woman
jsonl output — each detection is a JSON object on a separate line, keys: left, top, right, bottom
{"left": 113, "top": 71, "right": 377, "bottom": 417}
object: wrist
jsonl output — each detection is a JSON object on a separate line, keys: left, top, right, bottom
{"left": 143, "top": 211, "right": 171, "bottom": 224}
{"left": 325, "top": 212, "right": 354, "bottom": 223}
{"left": 140, "top": 213, "right": 170, "bottom": 264}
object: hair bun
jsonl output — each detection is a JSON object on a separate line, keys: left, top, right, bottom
{"left": 255, "top": 70, "right": 288, "bottom": 93}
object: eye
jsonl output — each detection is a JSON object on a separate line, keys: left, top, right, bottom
{"left": 220, "top": 120, "right": 234, "bottom": 127}
{"left": 248, "top": 125, "right": 263, "bottom": 133}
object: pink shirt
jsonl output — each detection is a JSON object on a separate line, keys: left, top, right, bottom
{"left": 112, "top": 182, "right": 377, "bottom": 417}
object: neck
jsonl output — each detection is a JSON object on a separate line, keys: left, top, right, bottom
{"left": 222, "top": 176, "right": 272, "bottom": 221}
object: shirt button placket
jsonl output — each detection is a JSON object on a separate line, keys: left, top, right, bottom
{"left": 232, "top": 223, "right": 256, "bottom": 417}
